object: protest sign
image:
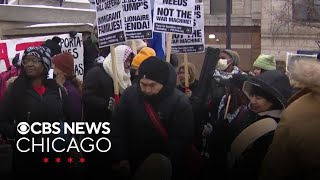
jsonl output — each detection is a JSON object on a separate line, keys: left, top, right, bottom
{"left": 172, "top": 3, "right": 205, "bottom": 53}
{"left": 123, "top": 0, "right": 153, "bottom": 40}
{"left": 153, "top": 0, "right": 195, "bottom": 34}
{"left": 286, "top": 52, "right": 318, "bottom": 73}
{"left": 286, "top": 52, "right": 318, "bottom": 86}
{"left": 95, "top": 0, "right": 126, "bottom": 47}
{"left": 0, "top": 34, "right": 84, "bottom": 80}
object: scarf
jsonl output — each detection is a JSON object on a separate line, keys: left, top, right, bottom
{"left": 103, "top": 45, "right": 132, "bottom": 94}
{"left": 213, "top": 66, "right": 241, "bottom": 80}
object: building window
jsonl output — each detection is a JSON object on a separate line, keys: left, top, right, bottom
{"left": 210, "top": 0, "right": 232, "bottom": 15}
{"left": 293, "top": 0, "right": 320, "bottom": 22}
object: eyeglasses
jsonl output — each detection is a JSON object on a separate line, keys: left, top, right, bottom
{"left": 22, "top": 57, "right": 41, "bottom": 66}
{"left": 178, "top": 71, "right": 190, "bottom": 75}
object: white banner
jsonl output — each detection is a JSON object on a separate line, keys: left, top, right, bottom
{"left": 0, "top": 33, "right": 84, "bottom": 80}
{"left": 123, "top": 0, "right": 153, "bottom": 40}
{"left": 95, "top": 0, "right": 126, "bottom": 47}
{"left": 172, "top": 3, "right": 205, "bottom": 53}
{"left": 153, "top": 0, "right": 195, "bottom": 34}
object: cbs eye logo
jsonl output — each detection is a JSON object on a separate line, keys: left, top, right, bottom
{"left": 17, "top": 122, "right": 30, "bottom": 135}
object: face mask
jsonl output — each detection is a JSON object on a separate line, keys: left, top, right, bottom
{"left": 216, "top": 59, "right": 229, "bottom": 71}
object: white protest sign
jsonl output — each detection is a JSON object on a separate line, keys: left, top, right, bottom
{"left": 286, "top": 52, "right": 318, "bottom": 86}
{"left": 123, "top": 0, "right": 153, "bottom": 40}
{"left": 286, "top": 52, "right": 318, "bottom": 73}
{"left": 172, "top": 3, "right": 204, "bottom": 53}
{"left": 0, "top": 33, "right": 84, "bottom": 80}
{"left": 153, "top": 0, "right": 195, "bottom": 34}
{"left": 95, "top": 0, "right": 126, "bottom": 47}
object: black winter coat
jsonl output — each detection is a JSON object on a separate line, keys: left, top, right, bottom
{"left": 81, "top": 64, "right": 114, "bottom": 176}
{"left": 0, "top": 79, "right": 69, "bottom": 175}
{"left": 82, "top": 64, "right": 114, "bottom": 124}
{"left": 110, "top": 65, "right": 194, "bottom": 180}
{"left": 228, "top": 109, "right": 281, "bottom": 180}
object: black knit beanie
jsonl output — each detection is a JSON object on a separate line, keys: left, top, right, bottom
{"left": 138, "top": 56, "right": 170, "bottom": 85}
{"left": 42, "top": 36, "right": 62, "bottom": 57}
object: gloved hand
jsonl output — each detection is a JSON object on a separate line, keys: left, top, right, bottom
{"left": 202, "top": 123, "right": 213, "bottom": 137}
{"left": 95, "top": 56, "right": 105, "bottom": 64}
{"left": 108, "top": 97, "right": 115, "bottom": 111}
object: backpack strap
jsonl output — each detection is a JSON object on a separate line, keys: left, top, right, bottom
{"left": 230, "top": 118, "right": 278, "bottom": 161}
{"left": 144, "top": 101, "right": 169, "bottom": 142}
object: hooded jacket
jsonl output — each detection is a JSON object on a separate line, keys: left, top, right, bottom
{"left": 103, "top": 45, "right": 132, "bottom": 94}
{"left": 110, "top": 63, "right": 194, "bottom": 179}
{"left": 260, "top": 60, "right": 320, "bottom": 180}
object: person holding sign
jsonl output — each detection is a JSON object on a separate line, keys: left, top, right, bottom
{"left": 208, "top": 50, "right": 242, "bottom": 121}
{"left": 205, "top": 74, "right": 249, "bottom": 179}
{"left": 83, "top": 44, "right": 133, "bottom": 123}
{"left": 82, "top": 44, "right": 133, "bottom": 176}
{"left": 110, "top": 57, "right": 194, "bottom": 180}
{"left": 177, "top": 62, "right": 198, "bottom": 98}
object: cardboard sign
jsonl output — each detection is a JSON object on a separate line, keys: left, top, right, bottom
{"left": 153, "top": 0, "right": 195, "bottom": 34}
{"left": 123, "top": 0, "right": 153, "bottom": 40}
{"left": 172, "top": 3, "right": 205, "bottom": 53}
{"left": 0, "top": 33, "right": 84, "bottom": 80}
{"left": 95, "top": 0, "right": 126, "bottom": 47}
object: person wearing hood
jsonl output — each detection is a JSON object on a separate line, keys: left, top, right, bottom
{"left": 260, "top": 58, "right": 320, "bottom": 180}
{"left": 177, "top": 62, "right": 199, "bottom": 98}
{"left": 252, "top": 54, "right": 276, "bottom": 76}
{"left": 124, "top": 39, "right": 148, "bottom": 54}
{"left": 83, "top": 44, "right": 133, "bottom": 122}
{"left": 130, "top": 47, "right": 156, "bottom": 83}
{"left": 83, "top": 20, "right": 111, "bottom": 75}
{"left": 110, "top": 56, "right": 194, "bottom": 180}
{"left": 228, "top": 70, "right": 292, "bottom": 180}
{"left": 82, "top": 45, "right": 133, "bottom": 176}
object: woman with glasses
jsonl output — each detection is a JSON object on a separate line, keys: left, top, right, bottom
{"left": 0, "top": 46, "right": 69, "bottom": 175}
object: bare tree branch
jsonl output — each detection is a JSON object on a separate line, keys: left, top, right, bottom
{"left": 267, "top": 0, "right": 320, "bottom": 35}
